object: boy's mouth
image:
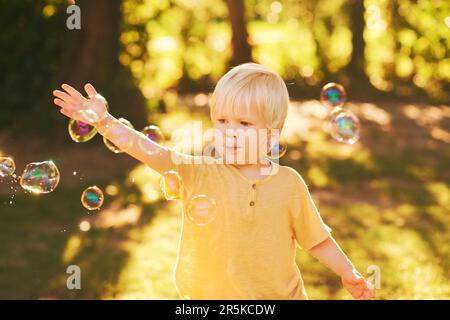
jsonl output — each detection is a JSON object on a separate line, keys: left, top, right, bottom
{"left": 225, "top": 145, "right": 242, "bottom": 152}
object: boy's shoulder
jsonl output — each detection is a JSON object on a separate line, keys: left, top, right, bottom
{"left": 277, "top": 164, "right": 310, "bottom": 195}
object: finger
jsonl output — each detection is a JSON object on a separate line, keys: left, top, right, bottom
{"left": 84, "top": 83, "right": 98, "bottom": 98}
{"left": 352, "top": 277, "right": 365, "bottom": 285}
{"left": 60, "top": 108, "right": 74, "bottom": 118}
{"left": 61, "top": 84, "right": 84, "bottom": 101}
{"left": 352, "top": 288, "right": 363, "bottom": 299}
{"left": 54, "top": 98, "right": 68, "bottom": 109}
{"left": 354, "top": 291, "right": 364, "bottom": 300}
{"left": 53, "top": 90, "right": 76, "bottom": 104}
{"left": 347, "top": 278, "right": 363, "bottom": 286}
{"left": 362, "top": 290, "right": 373, "bottom": 300}
{"left": 54, "top": 98, "right": 75, "bottom": 111}
{"left": 366, "top": 280, "right": 375, "bottom": 290}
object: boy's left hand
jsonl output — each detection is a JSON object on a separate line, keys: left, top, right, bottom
{"left": 341, "top": 268, "right": 376, "bottom": 300}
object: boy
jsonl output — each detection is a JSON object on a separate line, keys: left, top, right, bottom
{"left": 53, "top": 63, "right": 375, "bottom": 300}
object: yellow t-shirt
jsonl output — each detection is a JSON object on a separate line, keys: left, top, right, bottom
{"left": 171, "top": 151, "right": 332, "bottom": 300}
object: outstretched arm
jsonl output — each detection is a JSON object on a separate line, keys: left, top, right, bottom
{"left": 53, "top": 83, "right": 176, "bottom": 175}
{"left": 308, "top": 236, "right": 376, "bottom": 300}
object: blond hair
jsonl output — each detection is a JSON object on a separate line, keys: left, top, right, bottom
{"left": 210, "top": 63, "right": 289, "bottom": 130}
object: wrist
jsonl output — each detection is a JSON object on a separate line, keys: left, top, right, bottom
{"left": 94, "top": 112, "right": 114, "bottom": 133}
{"left": 339, "top": 265, "right": 358, "bottom": 278}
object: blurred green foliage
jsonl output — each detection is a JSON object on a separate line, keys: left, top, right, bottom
{"left": 120, "top": 0, "right": 449, "bottom": 103}
{"left": 0, "top": 0, "right": 449, "bottom": 131}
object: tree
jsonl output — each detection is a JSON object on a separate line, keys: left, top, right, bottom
{"left": 57, "top": 0, "right": 146, "bottom": 129}
{"left": 224, "top": 0, "right": 253, "bottom": 67}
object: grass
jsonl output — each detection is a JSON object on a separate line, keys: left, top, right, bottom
{"left": 0, "top": 98, "right": 449, "bottom": 299}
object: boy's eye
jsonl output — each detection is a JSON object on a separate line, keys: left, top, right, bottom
{"left": 217, "top": 119, "right": 227, "bottom": 124}
{"left": 240, "top": 121, "right": 251, "bottom": 126}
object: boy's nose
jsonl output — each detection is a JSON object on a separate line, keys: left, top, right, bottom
{"left": 225, "top": 127, "right": 239, "bottom": 138}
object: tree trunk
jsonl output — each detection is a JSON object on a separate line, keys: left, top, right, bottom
{"left": 56, "top": 0, "right": 146, "bottom": 129}
{"left": 224, "top": 0, "right": 253, "bottom": 67}
{"left": 342, "top": 0, "right": 382, "bottom": 99}
{"left": 347, "top": 0, "right": 367, "bottom": 77}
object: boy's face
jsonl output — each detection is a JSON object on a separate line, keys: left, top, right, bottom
{"left": 212, "top": 110, "right": 270, "bottom": 165}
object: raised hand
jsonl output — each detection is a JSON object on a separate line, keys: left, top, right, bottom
{"left": 53, "top": 83, "right": 109, "bottom": 124}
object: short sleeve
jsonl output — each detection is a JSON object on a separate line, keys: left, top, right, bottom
{"left": 170, "top": 149, "right": 217, "bottom": 191}
{"left": 290, "top": 173, "right": 332, "bottom": 250}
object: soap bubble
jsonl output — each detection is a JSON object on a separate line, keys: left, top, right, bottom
{"left": 187, "top": 194, "right": 216, "bottom": 226}
{"left": 138, "top": 125, "right": 165, "bottom": 153}
{"left": 141, "top": 125, "right": 165, "bottom": 144}
{"left": 20, "top": 161, "right": 60, "bottom": 194}
{"left": 76, "top": 94, "right": 109, "bottom": 124}
{"left": 68, "top": 119, "right": 97, "bottom": 143}
{"left": 160, "top": 170, "right": 183, "bottom": 200}
{"left": 103, "top": 118, "right": 134, "bottom": 153}
{"left": 81, "top": 186, "right": 104, "bottom": 210}
{"left": 94, "top": 93, "right": 109, "bottom": 110}
{"left": 320, "top": 82, "right": 346, "bottom": 108}
{"left": 0, "top": 157, "right": 16, "bottom": 177}
{"left": 266, "top": 139, "right": 287, "bottom": 160}
{"left": 329, "top": 106, "right": 346, "bottom": 122}
{"left": 330, "top": 109, "right": 361, "bottom": 144}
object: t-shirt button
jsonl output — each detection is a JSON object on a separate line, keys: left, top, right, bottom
{"left": 249, "top": 201, "right": 255, "bottom": 206}
{"left": 252, "top": 184, "right": 256, "bottom": 189}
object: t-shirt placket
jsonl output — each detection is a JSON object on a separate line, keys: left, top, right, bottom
{"left": 243, "top": 182, "right": 257, "bottom": 221}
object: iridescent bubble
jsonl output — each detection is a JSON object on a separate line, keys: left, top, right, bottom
{"left": 329, "top": 106, "right": 346, "bottom": 122}
{"left": 160, "top": 170, "right": 183, "bottom": 200}
{"left": 20, "top": 161, "right": 60, "bottom": 194}
{"left": 103, "top": 118, "right": 134, "bottom": 154}
{"left": 187, "top": 194, "right": 216, "bottom": 226}
{"left": 266, "top": 139, "right": 287, "bottom": 160}
{"left": 320, "top": 82, "right": 346, "bottom": 108}
{"left": 0, "top": 157, "right": 16, "bottom": 177}
{"left": 81, "top": 186, "right": 104, "bottom": 211}
{"left": 77, "top": 94, "right": 109, "bottom": 124}
{"left": 141, "top": 125, "right": 165, "bottom": 144}
{"left": 68, "top": 119, "right": 97, "bottom": 143}
{"left": 330, "top": 109, "right": 361, "bottom": 144}
{"left": 75, "top": 109, "right": 102, "bottom": 124}
{"left": 95, "top": 93, "right": 110, "bottom": 111}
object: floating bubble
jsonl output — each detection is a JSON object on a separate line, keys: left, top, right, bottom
{"left": 187, "top": 194, "right": 216, "bottom": 226}
{"left": 320, "top": 82, "right": 346, "bottom": 108}
{"left": 20, "top": 161, "right": 60, "bottom": 194}
{"left": 68, "top": 119, "right": 97, "bottom": 143}
{"left": 266, "top": 140, "right": 287, "bottom": 160}
{"left": 0, "top": 157, "right": 16, "bottom": 177}
{"left": 77, "top": 95, "right": 109, "bottom": 124}
{"left": 94, "top": 93, "right": 110, "bottom": 110}
{"left": 81, "top": 186, "right": 104, "bottom": 210}
{"left": 329, "top": 106, "right": 346, "bottom": 122}
{"left": 75, "top": 109, "right": 102, "bottom": 124}
{"left": 160, "top": 170, "right": 183, "bottom": 200}
{"left": 330, "top": 109, "right": 361, "bottom": 144}
{"left": 103, "top": 118, "right": 134, "bottom": 153}
{"left": 141, "top": 125, "right": 165, "bottom": 144}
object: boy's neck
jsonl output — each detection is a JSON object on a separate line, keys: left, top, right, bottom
{"left": 230, "top": 160, "right": 273, "bottom": 180}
